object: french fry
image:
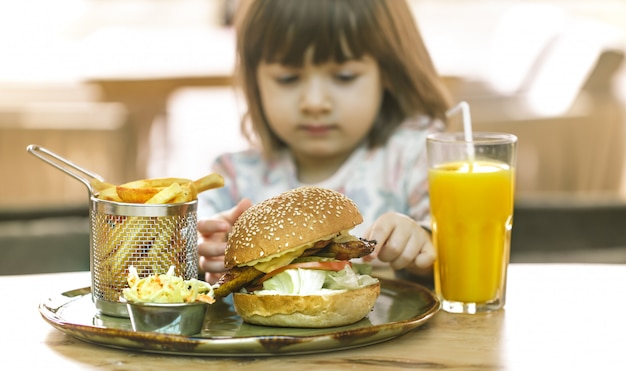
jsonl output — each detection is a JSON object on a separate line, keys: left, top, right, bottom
{"left": 101, "top": 216, "right": 153, "bottom": 294}
{"left": 120, "top": 177, "right": 191, "bottom": 189}
{"left": 97, "top": 186, "right": 122, "bottom": 202}
{"left": 146, "top": 182, "right": 183, "bottom": 204}
{"left": 172, "top": 182, "right": 198, "bottom": 203}
{"left": 192, "top": 173, "right": 224, "bottom": 193}
{"left": 116, "top": 186, "right": 165, "bottom": 203}
{"left": 103, "top": 215, "right": 144, "bottom": 260}
{"left": 96, "top": 173, "right": 223, "bottom": 204}
{"left": 147, "top": 220, "right": 177, "bottom": 273}
{"left": 90, "top": 178, "right": 116, "bottom": 193}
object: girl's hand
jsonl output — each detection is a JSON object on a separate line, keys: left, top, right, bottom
{"left": 364, "top": 212, "right": 435, "bottom": 277}
{"left": 198, "top": 199, "right": 253, "bottom": 283}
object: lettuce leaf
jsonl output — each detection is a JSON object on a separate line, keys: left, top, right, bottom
{"left": 257, "top": 265, "right": 378, "bottom": 295}
{"left": 324, "top": 265, "right": 379, "bottom": 290}
{"left": 261, "top": 268, "right": 326, "bottom": 295}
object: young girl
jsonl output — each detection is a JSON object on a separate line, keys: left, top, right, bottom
{"left": 198, "top": 0, "right": 452, "bottom": 283}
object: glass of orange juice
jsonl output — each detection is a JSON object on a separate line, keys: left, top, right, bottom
{"left": 427, "top": 132, "right": 517, "bottom": 313}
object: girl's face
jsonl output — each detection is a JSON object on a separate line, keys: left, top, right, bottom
{"left": 256, "top": 49, "right": 384, "bottom": 169}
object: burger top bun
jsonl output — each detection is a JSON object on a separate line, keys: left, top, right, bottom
{"left": 225, "top": 186, "right": 363, "bottom": 269}
{"left": 233, "top": 281, "right": 381, "bottom": 328}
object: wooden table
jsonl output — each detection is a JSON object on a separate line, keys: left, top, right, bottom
{"left": 2, "top": 264, "right": 625, "bottom": 370}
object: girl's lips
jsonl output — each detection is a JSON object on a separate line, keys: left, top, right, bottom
{"left": 299, "top": 124, "right": 336, "bottom": 135}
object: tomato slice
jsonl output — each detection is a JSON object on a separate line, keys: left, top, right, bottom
{"left": 256, "top": 260, "right": 352, "bottom": 285}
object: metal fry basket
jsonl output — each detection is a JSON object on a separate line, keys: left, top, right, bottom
{"left": 90, "top": 199, "right": 198, "bottom": 317}
{"left": 27, "top": 145, "right": 199, "bottom": 318}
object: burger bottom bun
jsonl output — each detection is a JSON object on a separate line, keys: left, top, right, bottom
{"left": 233, "top": 282, "right": 381, "bottom": 328}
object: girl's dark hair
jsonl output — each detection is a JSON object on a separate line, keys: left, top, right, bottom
{"left": 235, "top": 0, "right": 452, "bottom": 158}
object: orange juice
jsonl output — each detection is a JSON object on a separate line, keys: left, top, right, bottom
{"left": 429, "top": 160, "right": 514, "bottom": 303}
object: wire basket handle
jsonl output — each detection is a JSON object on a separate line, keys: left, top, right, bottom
{"left": 26, "top": 144, "right": 109, "bottom": 196}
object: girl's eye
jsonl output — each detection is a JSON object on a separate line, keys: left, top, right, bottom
{"left": 334, "top": 71, "right": 358, "bottom": 83}
{"left": 275, "top": 74, "right": 299, "bottom": 84}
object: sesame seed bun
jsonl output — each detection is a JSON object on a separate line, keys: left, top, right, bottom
{"left": 225, "top": 186, "right": 363, "bottom": 269}
{"left": 224, "top": 186, "right": 380, "bottom": 328}
{"left": 233, "top": 281, "right": 381, "bottom": 328}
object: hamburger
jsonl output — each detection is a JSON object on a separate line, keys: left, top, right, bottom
{"left": 213, "top": 186, "right": 380, "bottom": 328}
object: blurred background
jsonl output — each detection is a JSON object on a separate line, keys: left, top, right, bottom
{"left": 1, "top": 0, "right": 626, "bottom": 274}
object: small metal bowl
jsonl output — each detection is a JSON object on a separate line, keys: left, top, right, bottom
{"left": 126, "top": 301, "right": 208, "bottom": 336}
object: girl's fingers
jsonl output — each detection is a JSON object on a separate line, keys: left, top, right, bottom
{"left": 199, "top": 255, "right": 227, "bottom": 274}
{"left": 198, "top": 240, "right": 227, "bottom": 258}
{"left": 377, "top": 232, "right": 407, "bottom": 264}
{"left": 415, "top": 240, "right": 436, "bottom": 268}
{"left": 222, "top": 198, "right": 253, "bottom": 225}
{"left": 197, "top": 219, "right": 230, "bottom": 237}
{"left": 388, "top": 234, "right": 420, "bottom": 270}
{"left": 205, "top": 272, "right": 224, "bottom": 285}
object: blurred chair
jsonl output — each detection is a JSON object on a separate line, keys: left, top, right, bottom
{"left": 464, "top": 49, "right": 625, "bottom": 197}
{"left": 0, "top": 208, "right": 90, "bottom": 274}
{"left": 147, "top": 86, "right": 248, "bottom": 180}
{"left": 445, "top": 8, "right": 626, "bottom": 262}
{"left": 511, "top": 196, "right": 626, "bottom": 263}
{"left": 0, "top": 100, "right": 129, "bottom": 210}
{"left": 0, "top": 82, "right": 102, "bottom": 104}
{"left": 448, "top": 5, "right": 626, "bottom": 197}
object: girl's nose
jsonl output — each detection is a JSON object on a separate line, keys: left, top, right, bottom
{"left": 299, "top": 76, "right": 331, "bottom": 114}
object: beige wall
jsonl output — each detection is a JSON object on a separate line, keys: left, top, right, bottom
{"left": 0, "top": 0, "right": 625, "bottom": 209}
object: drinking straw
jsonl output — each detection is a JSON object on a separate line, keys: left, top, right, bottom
{"left": 446, "top": 101, "right": 475, "bottom": 163}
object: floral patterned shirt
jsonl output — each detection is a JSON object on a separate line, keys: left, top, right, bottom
{"left": 198, "top": 115, "right": 443, "bottom": 236}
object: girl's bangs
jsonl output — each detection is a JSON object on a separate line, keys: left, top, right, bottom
{"left": 252, "top": 1, "right": 375, "bottom": 66}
